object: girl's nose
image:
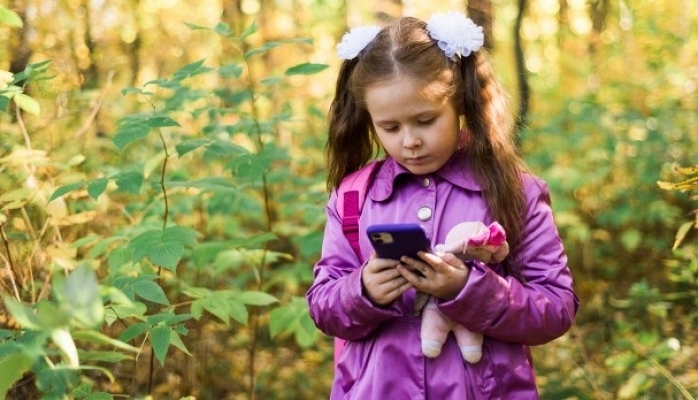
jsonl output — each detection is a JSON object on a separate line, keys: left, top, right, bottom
{"left": 402, "top": 130, "right": 422, "bottom": 149}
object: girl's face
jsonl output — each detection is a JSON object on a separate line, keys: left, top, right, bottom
{"left": 365, "top": 75, "right": 460, "bottom": 176}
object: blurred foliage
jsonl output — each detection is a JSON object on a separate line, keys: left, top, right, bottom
{"left": 0, "top": 0, "right": 697, "bottom": 399}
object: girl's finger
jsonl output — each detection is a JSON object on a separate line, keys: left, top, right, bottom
{"left": 396, "top": 264, "right": 426, "bottom": 285}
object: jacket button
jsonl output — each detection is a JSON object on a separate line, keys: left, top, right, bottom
{"left": 422, "top": 178, "right": 430, "bottom": 187}
{"left": 417, "top": 207, "right": 432, "bottom": 221}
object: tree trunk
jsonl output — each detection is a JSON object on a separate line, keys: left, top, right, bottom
{"left": 80, "top": 0, "right": 100, "bottom": 90}
{"left": 467, "top": 0, "right": 493, "bottom": 50}
{"left": 373, "top": 0, "right": 403, "bottom": 23}
{"left": 589, "top": 0, "right": 610, "bottom": 55}
{"left": 7, "top": 0, "right": 32, "bottom": 83}
{"left": 513, "top": 0, "right": 529, "bottom": 139}
{"left": 125, "top": 0, "right": 142, "bottom": 86}
{"left": 221, "top": 0, "right": 243, "bottom": 34}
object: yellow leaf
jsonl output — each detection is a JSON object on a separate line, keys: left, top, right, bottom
{"left": 673, "top": 164, "right": 698, "bottom": 175}
{"left": 13, "top": 93, "right": 40, "bottom": 116}
{"left": 673, "top": 222, "right": 694, "bottom": 250}
{"left": 49, "top": 210, "right": 97, "bottom": 226}
{"left": 657, "top": 176, "right": 698, "bottom": 192}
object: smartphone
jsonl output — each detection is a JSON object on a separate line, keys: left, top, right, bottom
{"left": 366, "top": 223, "right": 431, "bottom": 260}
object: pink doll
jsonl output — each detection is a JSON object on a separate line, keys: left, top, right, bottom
{"left": 417, "top": 222, "right": 508, "bottom": 363}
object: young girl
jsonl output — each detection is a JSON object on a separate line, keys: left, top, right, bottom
{"left": 306, "top": 11, "right": 579, "bottom": 399}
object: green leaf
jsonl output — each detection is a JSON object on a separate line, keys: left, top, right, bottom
{"left": 78, "top": 350, "right": 131, "bottom": 363}
{"left": 169, "top": 331, "right": 191, "bottom": 356}
{"left": 0, "top": 6, "right": 23, "bottom": 27}
{"left": 73, "top": 330, "right": 140, "bottom": 353}
{"left": 205, "top": 141, "right": 249, "bottom": 156}
{"left": 104, "top": 302, "right": 146, "bottom": 326}
{"left": 121, "top": 86, "right": 146, "bottom": 96}
{"left": 219, "top": 63, "right": 243, "bottom": 79}
{"left": 269, "top": 296, "right": 312, "bottom": 345}
{"left": 150, "top": 326, "right": 170, "bottom": 366}
{"left": 620, "top": 229, "right": 642, "bottom": 252}
{"left": 3, "top": 296, "right": 41, "bottom": 329}
{"left": 0, "top": 352, "right": 33, "bottom": 397}
{"left": 182, "top": 287, "right": 212, "bottom": 299}
{"left": 144, "top": 77, "right": 177, "bottom": 89}
{"left": 172, "top": 59, "right": 211, "bottom": 81}
{"left": 36, "top": 300, "right": 69, "bottom": 329}
{"left": 260, "top": 76, "right": 282, "bottom": 86}
{"left": 146, "top": 312, "right": 192, "bottom": 326}
{"left": 296, "top": 313, "right": 317, "bottom": 348}
{"left": 146, "top": 115, "right": 180, "bottom": 128}
{"left": 191, "top": 297, "right": 229, "bottom": 323}
{"left": 129, "top": 226, "right": 199, "bottom": 271}
{"left": 176, "top": 138, "right": 249, "bottom": 158}
{"left": 13, "top": 93, "right": 40, "bottom": 115}
{"left": 0, "top": 188, "right": 32, "bottom": 208}
{"left": 167, "top": 177, "right": 236, "bottom": 192}
{"left": 227, "top": 299, "right": 248, "bottom": 325}
{"left": 183, "top": 22, "right": 210, "bottom": 31}
{"left": 86, "top": 392, "right": 114, "bottom": 400}
{"left": 237, "top": 291, "right": 278, "bottom": 306}
{"left": 118, "top": 322, "right": 151, "bottom": 343}
{"left": 269, "top": 303, "right": 297, "bottom": 338}
{"left": 176, "top": 139, "right": 213, "bottom": 156}
{"left": 72, "top": 383, "right": 93, "bottom": 398}
{"left": 131, "top": 279, "right": 169, "bottom": 305}
{"left": 49, "top": 181, "right": 86, "bottom": 202}
{"left": 244, "top": 38, "right": 312, "bottom": 58}
{"left": 0, "top": 95, "right": 9, "bottom": 113}
{"left": 112, "top": 171, "right": 143, "bottom": 194}
{"left": 112, "top": 123, "right": 150, "bottom": 150}
{"left": 35, "top": 368, "right": 75, "bottom": 398}
{"left": 63, "top": 266, "right": 104, "bottom": 327}
{"left": 227, "top": 153, "right": 271, "bottom": 182}
{"left": 239, "top": 22, "right": 258, "bottom": 39}
{"left": 285, "top": 63, "right": 329, "bottom": 76}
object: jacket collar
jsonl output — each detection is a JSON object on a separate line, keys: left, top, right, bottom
{"left": 369, "top": 152, "right": 482, "bottom": 202}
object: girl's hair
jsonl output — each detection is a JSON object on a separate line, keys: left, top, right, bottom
{"left": 326, "top": 16, "right": 526, "bottom": 279}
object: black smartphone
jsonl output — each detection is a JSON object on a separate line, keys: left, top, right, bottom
{"left": 366, "top": 223, "right": 431, "bottom": 260}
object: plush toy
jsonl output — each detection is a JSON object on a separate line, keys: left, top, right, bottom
{"left": 415, "top": 221, "right": 508, "bottom": 363}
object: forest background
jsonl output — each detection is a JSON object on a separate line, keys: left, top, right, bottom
{"left": 0, "top": 0, "right": 697, "bottom": 399}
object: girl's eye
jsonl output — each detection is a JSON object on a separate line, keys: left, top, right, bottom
{"left": 418, "top": 118, "right": 435, "bottom": 125}
{"left": 383, "top": 126, "right": 399, "bottom": 133}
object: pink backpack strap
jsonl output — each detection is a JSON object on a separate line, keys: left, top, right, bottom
{"left": 336, "top": 161, "right": 380, "bottom": 258}
{"left": 333, "top": 160, "right": 381, "bottom": 366}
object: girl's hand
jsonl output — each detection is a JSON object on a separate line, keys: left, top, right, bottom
{"left": 397, "top": 252, "right": 469, "bottom": 300}
{"left": 361, "top": 254, "right": 413, "bottom": 306}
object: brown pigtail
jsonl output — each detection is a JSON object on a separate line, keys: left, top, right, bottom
{"left": 326, "top": 59, "right": 375, "bottom": 191}
{"left": 459, "top": 52, "right": 527, "bottom": 281}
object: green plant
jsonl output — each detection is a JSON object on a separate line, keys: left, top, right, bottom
{"left": 1, "top": 20, "right": 329, "bottom": 398}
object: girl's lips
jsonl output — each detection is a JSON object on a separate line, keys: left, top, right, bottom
{"left": 404, "top": 156, "right": 427, "bottom": 164}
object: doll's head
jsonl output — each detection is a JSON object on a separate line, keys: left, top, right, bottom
{"left": 435, "top": 221, "right": 508, "bottom": 263}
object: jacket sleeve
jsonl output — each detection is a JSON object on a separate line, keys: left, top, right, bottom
{"left": 439, "top": 176, "right": 580, "bottom": 345}
{"left": 305, "top": 191, "right": 403, "bottom": 341}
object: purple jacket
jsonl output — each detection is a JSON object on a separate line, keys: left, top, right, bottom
{"left": 306, "top": 154, "right": 579, "bottom": 399}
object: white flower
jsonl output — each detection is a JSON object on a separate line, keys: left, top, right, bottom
{"left": 336, "top": 25, "right": 382, "bottom": 60}
{"left": 427, "top": 11, "right": 484, "bottom": 60}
